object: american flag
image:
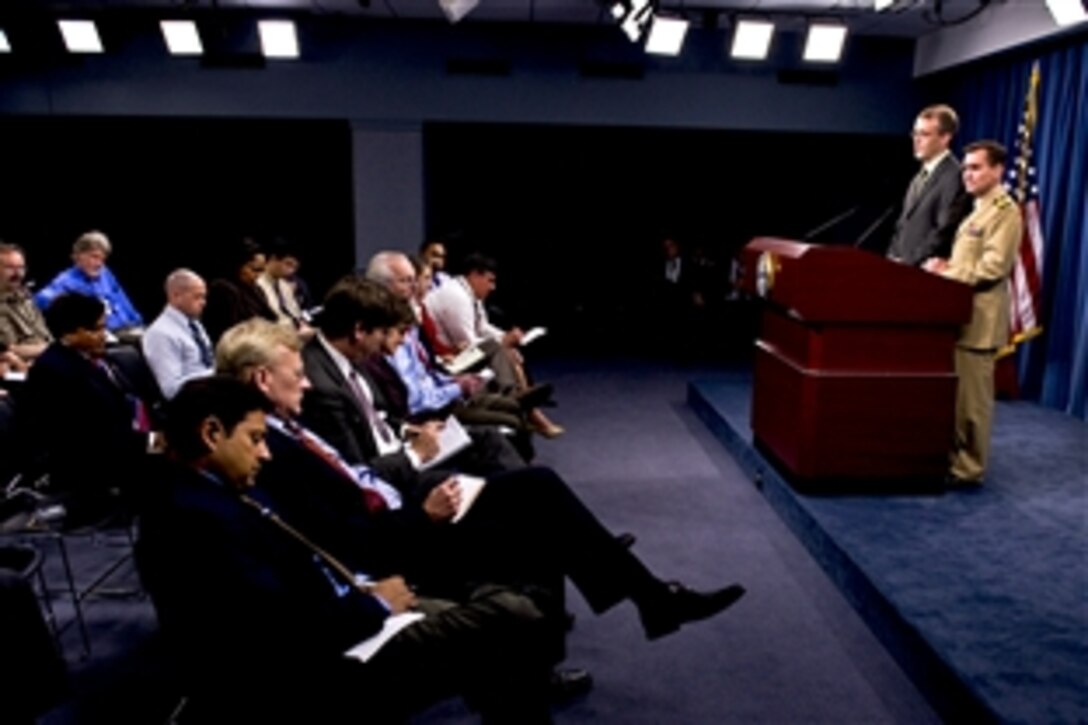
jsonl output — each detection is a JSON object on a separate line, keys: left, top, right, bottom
{"left": 1001, "top": 61, "right": 1045, "bottom": 356}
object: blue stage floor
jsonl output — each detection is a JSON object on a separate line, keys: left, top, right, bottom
{"left": 689, "top": 376, "right": 1088, "bottom": 725}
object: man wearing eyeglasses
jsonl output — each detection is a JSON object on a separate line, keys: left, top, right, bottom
{"left": 886, "top": 104, "right": 971, "bottom": 266}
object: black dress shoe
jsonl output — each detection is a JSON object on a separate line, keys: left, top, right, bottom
{"left": 616, "top": 532, "right": 637, "bottom": 549}
{"left": 515, "top": 383, "right": 555, "bottom": 410}
{"left": 549, "top": 667, "right": 593, "bottom": 704}
{"left": 639, "top": 581, "right": 746, "bottom": 641}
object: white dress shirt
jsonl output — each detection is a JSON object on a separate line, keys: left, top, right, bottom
{"left": 265, "top": 414, "right": 402, "bottom": 510}
{"left": 423, "top": 276, "right": 504, "bottom": 349}
{"left": 257, "top": 272, "right": 304, "bottom": 328}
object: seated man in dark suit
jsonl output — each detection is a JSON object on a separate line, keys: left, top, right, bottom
{"left": 214, "top": 316, "right": 745, "bottom": 657}
{"left": 298, "top": 277, "right": 525, "bottom": 490}
{"left": 137, "top": 376, "right": 555, "bottom": 722}
{"left": 22, "top": 293, "right": 156, "bottom": 524}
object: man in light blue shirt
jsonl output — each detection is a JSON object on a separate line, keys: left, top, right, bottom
{"left": 34, "top": 230, "right": 144, "bottom": 333}
{"left": 366, "top": 251, "right": 528, "bottom": 436}
{"left": 142, "top": 269, "right": 214, "bottom": 398}
{"left": 391, "top": 324, "right": 466, "bottom": 415}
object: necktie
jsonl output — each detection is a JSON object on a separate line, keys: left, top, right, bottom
{"left": 96, "top": 358, "right": 151, "bottom": 433}
{"left": 347, "top": 371, "right": 394, "bottom": 444}
{"left": 238, "top": 493, "right": 373, "bottom": 594}
{"left": 274, "top": 280, "right": 302, "bottom": 328}
{"left": 906, "top": 167, "right": 929, "bottom": 209}
{"left": 284, "top": 420, "right": 388, "bottom": 513}
{"left": 188, "top": 319, "right": 213, "bottom": 368}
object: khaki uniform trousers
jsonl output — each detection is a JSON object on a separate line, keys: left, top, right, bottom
{"left": 951, "top": 346, "right": 996, "bottom": 482}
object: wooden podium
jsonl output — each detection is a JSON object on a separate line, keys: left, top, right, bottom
{"left": 739, "top": 238, "right": 972, "bottom": 480}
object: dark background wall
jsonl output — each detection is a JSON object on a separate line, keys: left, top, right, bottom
{"left": 425, "top": 123, "right": 913, "bottom": 346}
{"left": 0, "top": 116, "right": 355, "bottom": 318}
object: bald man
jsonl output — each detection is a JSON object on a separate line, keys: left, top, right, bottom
{"left": 142, "top": 269, "right": 215, "bottom": 398}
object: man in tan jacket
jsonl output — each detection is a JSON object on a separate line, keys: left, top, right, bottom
{"left": 924, "top": 140, "right": 1022, "bottom": 485}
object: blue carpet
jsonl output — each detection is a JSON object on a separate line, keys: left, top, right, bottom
{"left": 690, "top": 376, "right": 1088, "bottom": 725}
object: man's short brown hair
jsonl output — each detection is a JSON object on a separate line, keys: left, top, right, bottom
{"left": 919, "top": 104, "right": 959, "bottom": 137}
{"left": 963, "top": 140, "right": 1008, "bottom": 167}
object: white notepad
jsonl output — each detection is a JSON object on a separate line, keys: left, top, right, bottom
{"left": 520, "top": 326, "right": 547, "bottom": 346}
{"left": 344, "top": 611, "right": 425, "bottom": 663}
{"left": 444, "top": 346, "right": 486, "bottom": 374}
{"left": 417, "top": 416, "right": 473, "bottom": 471}
{"left": 451, "top": 475, "right": 487, "bottom": 524}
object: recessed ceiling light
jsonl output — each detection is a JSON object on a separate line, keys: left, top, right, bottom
{"left": 160, "top": 20, "right": 203, "bottom": 56}
{"left": 646, "top": 16, "right": 689, "bottom": 56}
{"left": 258, "top": 20, "right": 298, "bottom": 59}
{"left": 1046, "top": 0, "right": 1088, "bottom": 26}
{"left": 58, "top": 19, "right": 103, "bottom": 54}
{"left": 803, "top": 23, "right": 847, "bottom": 63}
{"left": 731, "top": 19, "right": 774, "bottom": 61}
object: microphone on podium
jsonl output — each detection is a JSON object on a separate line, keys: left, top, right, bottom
{"left": 802, "top": 204, "right": 863, "bottom": 242}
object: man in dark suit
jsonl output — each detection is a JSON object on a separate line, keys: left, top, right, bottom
{"left": 136, "top": 376, "right": 556, "bottom": 722}
{"left": 299, "top": 276, "right": 524, "bottom": 492}
{"left": 22, "top": 293, "right": 155, "bottom": 523}
{"left": 886, "top": 104, "right": 972, "bottom": 266}
{"left": 214, "top": 316, "right": 746, "bottom": 656}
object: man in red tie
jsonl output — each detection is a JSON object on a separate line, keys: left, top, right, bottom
{"left": 214, "top": 314, "right": 746, "bottom": 691}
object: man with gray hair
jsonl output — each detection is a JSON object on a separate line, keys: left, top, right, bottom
{"left": 142, "top": 269, "right": 214, "bottom": 398}
{"left": 35, "top": 230, "right": 144, "bottom": 333}
{"left": 367, "top": 251, "right": 552, "bottom": 444}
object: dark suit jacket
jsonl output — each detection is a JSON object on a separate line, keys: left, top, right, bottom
{"left": 135, "top": 458, "right": 388, "bottom": 715}
{"left": 299, "top": 338, "right": 421, "bottom": 490}
{"left": 886, "top": 153, "right": 971, "bottom": 266}
{"left": 300, "top": 340, "right": 520, "bottom": 492}
{"left": 22, "top": 343, "right": 149, "bottom": 518}
{"left": 258, "top": 424, "right": 436, "bottom": 581}
{"left": 202, "top": 277, "right": 277, "bottom": 345}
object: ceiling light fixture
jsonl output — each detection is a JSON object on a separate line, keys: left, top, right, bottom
{"left": 874, "top": 0, "right": 895, "bottom": 11}
{"left": 258, "top": 19, "right": 298, "bottom": 59}
{"left": 438, "top": 0, "right": 480, "bottom": 23}
{"left": 803, "top": 22, "right": 847, "bottom": 63}
{"left": 1046, "top": 0, "right": 1088, "bottom": 26}
{"left": 730, "top": 19, "right": 774, "bottom": 61}
{"left": 160, "top": 20, "right": 203, "bottom": 56}
{"left": 645, "top": 15, "right": 689, "bottom": 56}
{"left": 0, "top": 29, "right": 10, "bottom": 53}
{"left": 613, "top": 0, "right": 656, "bottom": 43}
{"left": 58, "top": 19, "right": 104, "bottom": 54}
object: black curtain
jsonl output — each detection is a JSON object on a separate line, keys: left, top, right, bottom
{"left": 0, "top": 116, "right": 355, "bottom": 319}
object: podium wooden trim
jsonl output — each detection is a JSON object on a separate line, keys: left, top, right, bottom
{"left": 740, "top": 238, "right": 972, "bottom": 481}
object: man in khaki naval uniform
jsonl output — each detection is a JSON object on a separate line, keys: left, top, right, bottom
{"left": 923, "top": 140, "right": 1022, "bottom": 485}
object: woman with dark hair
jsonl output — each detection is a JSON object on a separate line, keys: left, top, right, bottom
{"left": 202, "top": 237, "right": 278, "bottom": 345}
